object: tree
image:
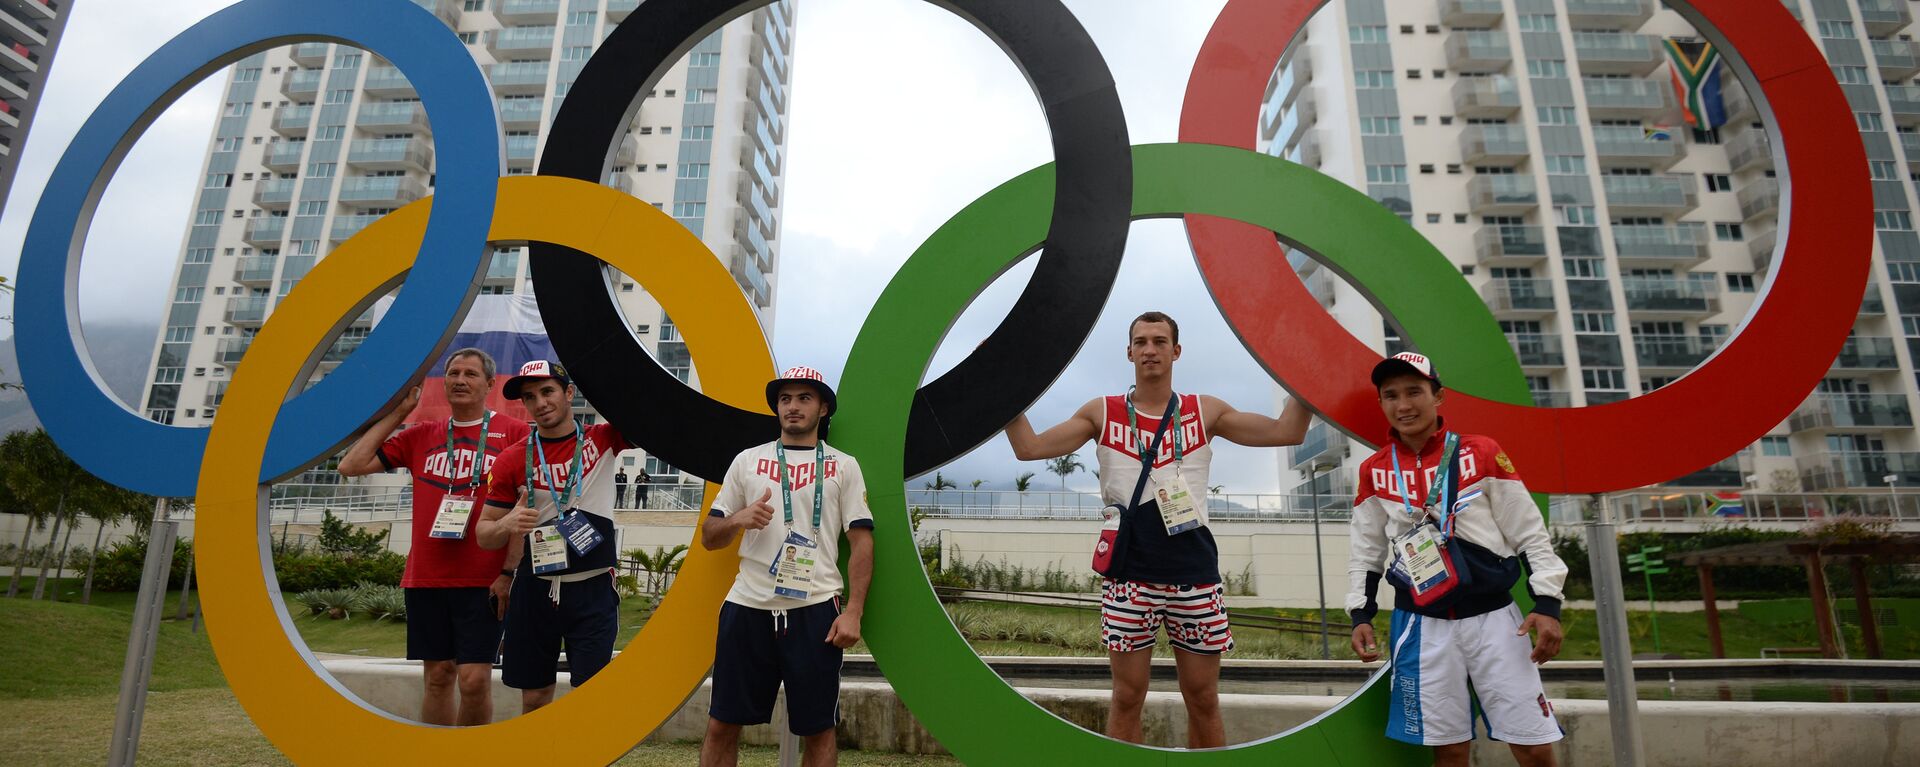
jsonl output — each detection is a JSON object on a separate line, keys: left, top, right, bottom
{"left": 1014, "top": 472, "right": 1035, "bottom": 492}
{"left": 0, "top": 432, "right": 37, "bottom": 597}
{"left": 1, "top": 430, "right": 85, "bottom": 600}
{"left": 74, "top": 482, "right": 150, "bottom": 605}
{"left": 970, "top": 479, "right": 984, "bottom": 490}
{"left": 923, "top": 472, "right": 957, "bottom": 491}
{"left": 1045, "top": 454, "right": 1085, "bottom": 490}
{"left": 318, "top": 509, "right": 389, "bottom": 557}
{"left": 624, "top": 544, "right": 688, "bottom": 595}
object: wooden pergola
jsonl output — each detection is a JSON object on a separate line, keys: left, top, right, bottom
{"left": 1679, "top": 535, "right": 1920, "bottom": 659}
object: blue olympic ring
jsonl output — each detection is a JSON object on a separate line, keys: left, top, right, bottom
{"left": 14, "top": 0, "right": 500, "bottom": 496}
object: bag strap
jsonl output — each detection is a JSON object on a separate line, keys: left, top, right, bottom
{"left": 1125, "top": 393, "right": 1178, "bottom": 515}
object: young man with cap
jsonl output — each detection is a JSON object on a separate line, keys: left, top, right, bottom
{"left": 699, "top": 366, "right": 874, "bottom": 767}
{"left": 476, "top": 359, "right": 631, "bottom": 713}
{"left": 338, "top": 348, "right": 529, "bottom": 726}
{"left": 1005, "top": 311, "right": 1310, "bottom": 748}
{"left": 1347, "top": 352, "right": 1567, "bottom": 767}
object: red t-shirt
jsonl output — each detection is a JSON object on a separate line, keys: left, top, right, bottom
{"left": 379, "top": 413, "right": 531, "bottom": 588}
{"left": 485, "top": 423, "right": 629, "bottom": 576}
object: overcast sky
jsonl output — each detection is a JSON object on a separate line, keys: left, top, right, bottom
{"left": 0, "top": 0, "right": 1337, "bottom": 495}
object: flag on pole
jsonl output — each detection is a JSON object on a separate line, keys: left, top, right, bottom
{"left": 371, "top": 292, "right": 556, "bottom": 425}
{"left": 1664, "top": 38, "right": 1729, "bottom": 130}
{"left": 1704, "top": 491, "right": 1746, "bottom": 517}
{"left": 1645, "top": 124, "right": 1675, "bottom": 141}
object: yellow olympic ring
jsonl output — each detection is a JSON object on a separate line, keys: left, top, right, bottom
{"left": 195, "top": 175, "right": 773, "bottom": 764}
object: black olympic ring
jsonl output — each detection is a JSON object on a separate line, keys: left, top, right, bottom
{"left": 533, "top": 0, "right": 1133, "bottom": 481}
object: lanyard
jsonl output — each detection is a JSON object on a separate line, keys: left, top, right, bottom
{"left": 1389, "top": 432, "right": 1462, "bottom": 537}
{"left": 1125, "top": 387, "right": 1184, "bottom": 467}
{"left": 443, "top": 411, "right": 491, "bottom": 491}
{"left": 774, "top": 442, "right": 825, "bottom": 531}
{"left": 526, "top": 424, "right": 586, "bottom": 512}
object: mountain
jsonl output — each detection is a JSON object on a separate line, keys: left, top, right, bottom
{"left": 0, "top": 320, "right": 158, "bottom": 435}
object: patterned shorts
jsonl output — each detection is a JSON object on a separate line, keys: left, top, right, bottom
{"left": 1099, "top": 578, "right": 1233, "bottom": 655}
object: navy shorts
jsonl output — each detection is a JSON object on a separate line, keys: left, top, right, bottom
{"left": 500, "top": 572, "right": 619, "bottom": 690}
{"left": 710, "top": 600, "right": 845, "bottom": 736}
{"left": 404, "top": 587, "right": 502, "bottom": 665}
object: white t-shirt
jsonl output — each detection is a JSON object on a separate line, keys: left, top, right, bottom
{"left": 710, "top": 440, "right": 874, "bottom": 610}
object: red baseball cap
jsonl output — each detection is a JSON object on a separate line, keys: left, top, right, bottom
{"left": 1371, "top": 351, "right": 1442, "bottom": 389}
{"left": 765, "top": 365, "right": 837, "bottom": 415}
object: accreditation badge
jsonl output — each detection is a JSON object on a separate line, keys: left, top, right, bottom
{"left": 1390, "top": 522, "right": 1461, "bottom": 605}
{"left": 429, "top": 493, "right": 477, "bottom": 539}
{"left": 556, "top": 508, "right": 603, "bottom": 557}
{"left": 529, "top": 524, "right": 569, "bottom": 574}
{"left": 769, "top": 529, "right": 820, "bottom": 600}
{"left": 1152, "top": 468, "right": 1202, "bottom": 535}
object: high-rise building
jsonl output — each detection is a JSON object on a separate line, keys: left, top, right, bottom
{"left": 137, "top": 0, "right": 794, "bottom": 495}
{"left": 0, "top": 0, "right": 73, "bottom": 214}
{"left": 1268, "top": 0, "right": 1918, "bottom": 503}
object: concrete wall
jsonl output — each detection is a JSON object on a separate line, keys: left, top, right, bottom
{"left": 320, "top": 657, "right": 1920, "bottom": 766}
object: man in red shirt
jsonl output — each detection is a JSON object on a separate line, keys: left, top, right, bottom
{"left": 340, "top": 348, "right": 530, "bottom": 726}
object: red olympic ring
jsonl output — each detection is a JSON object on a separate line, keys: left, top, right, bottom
{"left": 1179, "top": 0, "right": 1870, "bottom": 493}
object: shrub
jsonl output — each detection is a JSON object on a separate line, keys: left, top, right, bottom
{"left": 301, "top": 588, "right": 358, "bottom": 620}
{"left": 352, "top": 582, "right": 407, "bottom": 622}
{"left": 85, "top": 534, "right": 192, "bottom": 591}
{"left": 272, "top": 549, "right": 405, "bottom": 593}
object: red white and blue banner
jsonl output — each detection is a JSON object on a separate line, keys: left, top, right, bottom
{"left": 373, "top": 292, "right": 554, "bottom": 425}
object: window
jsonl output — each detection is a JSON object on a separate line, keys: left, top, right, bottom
{"left": 688, "top": 89, "right": 716, "bottom": 103}
{"left": 1349, "top": 25, "right": 1389, "bottom": 43}
{"left": 1420, "top": 164, "right": 1436, "bottom": 174}
{"left": 235, "top": 68, "right": 261, "bottom": 82}
{"left": 1406, "top": 69, "right": 1423, "bottom": 80}
{"left": 463, "top": 0, "right": 486, "bottom": 10}
{"left": 672, "top": 202, "right": 706, "bottom": 218}
{"left": 1359, "top": 117, "right": 1400, "bottom": 135}
{"left": 1713, "top": 222, "right": 1745, "bottom": 241}
{"left": 1526, "top": 60, "right": 1567, "bottom": 78}
{"left": 333, "top": 53, "right": 362, "bottom": 69}
{"left": 1365, "top": 164, "right": 1407, "bottom": 183}
{"left": 1817, "top": 20, "right": 1856, "bottom": 39}
{"left": 1557, "top": 206, "right": 1598, "bottom": 225}
{"left": 204, "top": 173, "right": 233, "bottom": 188}
{"left": 194, "top": 210, "right": 222, "bottom": 226}
{"left": 1571, "top": 312, "right": 1615, "bottom": 333}
{"left": 1725, "top": 273, "right": 1757, "bottom": 293}
{"left": 307, "top": 162, "right": 336, "bottom": 177}
{"left": 1704, "top": 173, "right": 1732, "bottom": 192}
{"left": 678, "top": 163, "right": 710, "bottom": 179}
{"left": 1447, "top": 164, "right": 1463, "bottom": 174}
{"left": 296, "top": 201, "right": 328, "bottom": 216}
{"left": 1544, "top": 155, "right": 1586, "bottom": 174}
{"left": 1760, "top": 436, "right": 1792, "bottom": 457}
{"left": 1582, "top": 368, "right": 1627, "bottom": 391}
{"left": 1832, "top": 66, "right": 1870, "bottom": 85}
{"left": 1871, "top": 161, "right": 1900, "bottom": 181}
{"left": 566, "top": 11, "right": 598, "bottom": 25}
{"left": 184, "top": 248, "right": 214, "bottom": 264}
{"left": 1876, "top": 210, "right": 1914, "bottom": 231}
{"left": 1859, "top": 112, "right": 1886, "bottom": 132}
{"left": 683, "top": 125, "right": 714, "bottom": 140}
{"left": 1536, "top": 106, "right": 1577, "bottom": 125}
{"left": 1427, "top": 213, "right": 1442, "bottom": 224}
{"left": 690, "top": 52, "right": 722, "bottom": 67}
{"left": 562, "top": 46, "right": 593, "bottom": 61}
{"left": 1355, "top": 70, "right": 1394, "bottom": 89}
{"left": 458, "top": 31, "right": 478, "bottom": 44}
{"left": 1517, "top": 14, "right": 1557, "bottom": 32}
{"left": 225, "top": 102, "right": 253, "bottom": 117}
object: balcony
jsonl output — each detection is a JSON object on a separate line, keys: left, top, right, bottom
{"left": 729, "top": 248, "right": 772, "bottom": 309}
{"left": 1748, "top": 227, "right": 1777, "bottom": 272}
{"left": 495, "top": 0, "right": 561, "bottom": 24}
{"left": 1466, "top": 174, "right": 1537, "bottom": 214}
{"left": 320, "top": 334, "right": 365, "bottom": 365}
{"left": 746, "top": 111, "right": 780, "bottom": 158}
{"left": 1670, "top": 455, "right": 1748, "bottom": 488}
{"left": 506, "top": 134, "right": 539, "bottom": 163}
{"left": 1737, "top": 177, "right": 1780, "bottom": 222}
{"left": 356, "top": 102, "right": 429, "bottom": 133}
{"left": 362, "top": 65, "right": 414, "bottom": 98}
{"left": 1566, "top": 0, "right": 1654, "bottom": 30}
{"left": 262, "top": 141, "right": 305, "bottom": 172}
{"left": 233, "top": 256, "right": 277, "bottom": 286}
{"left": 1474, "top": 224, "right": 1548, "bottom": 266}
{"left": 1572, "top": 32, "right": 1661, "bottom": 76}
{"left": 488, "top": 60, "right": 550, "bottom": 95}
{"left": 1858, "top": 0, "right": 1914, "bottom": 37}
{"left": 270, "top": 104, "right": 313, "bottom": 137}
{"left": 225, "top": 296, "right": 270, "bottom": 327}
{"left": 1296, "top": 129, "right": 1323, "bottom": 166}
{"left": 1799, "top": 451, "right": 1920, "bottom": 491}
{"left": 1873, "top": 38, "right": 1920, "bottom": 79}
{"left": 252, "top": 178, "right": 296, "bottom": 210}
{"left": 1623, "top": 276, "right": 1720, "bottom": 318}
{"left": 281, "top": 68, "right": 322, "bottom": 101}
{"left": 345, "top": 137, "right": 433, "bottom": 171}
{"left": 1602, "top": 174, "right": 1698, "bottom": 216}
{"left": 1533, "top": 390, "right": 1573, "bottom": 408}
{"left": 329, "top": 214, "right": 381, "bottom": 242}
{"left": 485, "top": 250, "right": 519, "bottom": 284}
{"left": 203, "top": 381, "right": 228, "bottom": 408}
{"left": 1304, "top": 267, "right": 1338, "bottom": 306}
{"left": 1439, "top": 0, "right": 1503, "bottom": 27}
{"left": 486, "top": 25, "right": 555, "bottom": 58}
{"left": 606, "top": 0, "right": 638, "bottom": 23}
{"left": 1483, "top": 278, "right": 1555, "bottom": 316}
{"left": 1459, "top": 124, "right": 1529, "bottom": 165}
{"left": 242, "top": 216, "right": 286, "bottom": 246}
{"left": 1446, "top": 30, "right": 1511, "bottom": 74}
{"left": 1833, "top": 336, "right": 1900, "bottom": 371}
{"left": 214, "top": 337, "right": 252, "bottom": 366}
{"left": 1592, "top": 125, "right": 1680, "bottom": 170}
{"left": 1507, "top": 333, "right": 1566, "bottom": 369}
{"left": 1581, "top": 77, "right": 1673, "bottom": 119}
{"left": 734, "top": 209, "right": 771, "bottom": 265}
{"left": 1862, "top": 283, "right": 1886, "bottom": 316}
{"left": 1726, "top": 128, "right": 1771, "bottom": 172}
{"left": 1790, "top": 394, "right": 1914, "bottom": 432}
{"left": 499, "top": 98, "right": 545, "bottom": 128}
{"left": 1633, "top": 334, "right": 1717, "bottom": 371}
{"left": 1887, "top": 85, "right": 1920, "bottom": 127}
{"left": 1291, "top": 422, "right": 1349, "bottom": 470}
{"left": 1904, "top": 133, "right": 1920, "bottom": 169}
{"left": 337, "top": 176, "right": 427, "bottom": 207}
{"left": 1722, "top": 78, "right": 1754, "bottom": 123}
{"left": 291, "top": 42, "right": 329, "bottom": 68}
{"left": 1452, "top": 75, "right": 1521, "bottom": 118}
{"left": 1612, "top": 224, "right": 1709, "bottom": 268}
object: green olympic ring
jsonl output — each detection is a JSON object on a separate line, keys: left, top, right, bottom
{"left": 834, "top": 142, "right": 1534, "bottom": 763}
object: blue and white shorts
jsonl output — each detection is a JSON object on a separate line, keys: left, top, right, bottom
{"left": 1386, "top": 603, "right": 1563, "bottom": 747}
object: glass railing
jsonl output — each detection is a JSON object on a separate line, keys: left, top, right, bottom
{"left": 1790, "top": 394, "right": 1914, "bottom": 431}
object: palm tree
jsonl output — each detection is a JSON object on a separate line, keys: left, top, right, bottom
{"left": 1014, "top": 472, "right": 1035, "bottom": 492}
{"left": 75, "top": 482, "right": 149, "bottom": 605}
{"left": 0, "top": 432, "right": 37, "bottom": 597}
{"left": 1045, "top": 454, "right": 1085, "bottom": 490}
{"left": 923, "top": 472, "right": 957, "bottom": 491}
{"left": 16, "top": 430, "right": 84, "bottom": 601}
{"left": 970, "top": 479, "right": 984, "bottom": 490}
{"left": 626, "top": 544, "right": 689, "bottom": 595}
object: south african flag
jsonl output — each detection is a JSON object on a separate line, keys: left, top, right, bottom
{"left": 1665, "top": 39, "right": 1728, "bottom": 130}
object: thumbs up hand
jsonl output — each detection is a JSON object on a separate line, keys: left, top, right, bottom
{"left": 739, "top": 488, "right": 775, "bottom": 531}
{"left": 507, "top": 487, "right": 540, "bottom": 536}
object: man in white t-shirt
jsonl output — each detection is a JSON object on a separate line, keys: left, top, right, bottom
{"left": 698, "top": 366, "right": 874, "bottom": 767}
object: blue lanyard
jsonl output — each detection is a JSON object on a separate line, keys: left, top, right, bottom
{"left": 526, "top": 424, "right": 586, "bottom": 511}
{"left": 443, "top": 411, "right": 491, "bottom": 491}
{"left": 774, "top": 442, "right": 825, "bottom": 530}
{"left": 1389, "top": 432, "right": 1462, "bottom": 538}
{"left": 1124, "top": 388, "right": 1184, "bottom": 466}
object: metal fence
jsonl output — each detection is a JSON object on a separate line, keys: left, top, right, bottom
{"left": 1598, "top": 490, "right": 1920, "bottom": 524}
{"left": 905, "top": 489, "right": 1355, "bottom": 522}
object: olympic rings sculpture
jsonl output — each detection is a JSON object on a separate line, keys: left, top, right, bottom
{"left": 10, "top": 0, "right": 1865, "bottom": 764}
